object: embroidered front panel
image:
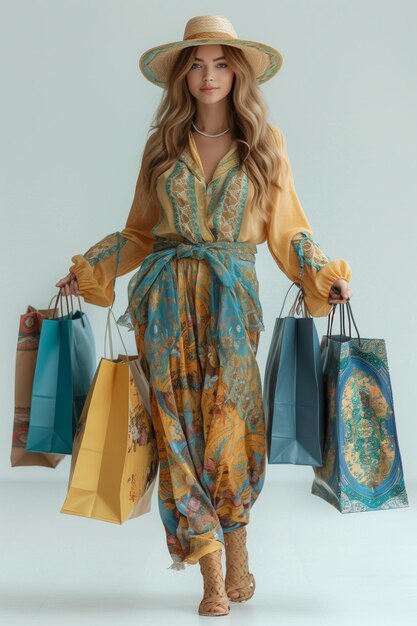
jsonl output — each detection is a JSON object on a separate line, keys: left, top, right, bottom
{"left": 206, "top": 178, "right": 221, "bottom": 220}
{"left": 166, "top": 161, "right": 203, "bottom": 242}
{"left": 291, "top": 231, "right": 330, "bottom": 271}
{"left": 83, "top": 232, "right": 128, "bottom": 266}
{"left": 212, "top": 167, "right": 248, "bottom": 241}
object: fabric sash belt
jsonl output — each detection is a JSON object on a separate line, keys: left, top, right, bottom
{"left": 116, "top": 239, "right": 262, "bottom": 338}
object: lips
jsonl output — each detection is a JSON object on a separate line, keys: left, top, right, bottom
{"left": 201, "top": 87, "right": 218, "bottom": 92}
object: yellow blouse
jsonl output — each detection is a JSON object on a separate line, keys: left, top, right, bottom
{"left": 69, "top": 126, "right": 351, "bottom": 317}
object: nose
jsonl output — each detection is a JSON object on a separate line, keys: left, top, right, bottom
{"left": 202, "top": 68, "right": 214, "bottom": 83}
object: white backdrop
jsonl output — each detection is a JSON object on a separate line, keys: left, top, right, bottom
{"left": 1, "top": 0, "right": 416, "bottom": 488}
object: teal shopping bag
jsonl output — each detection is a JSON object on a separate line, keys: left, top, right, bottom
{"left": 25, "top": 293, "right": 96, "bottom": 455}
{"left": 263, "top": 285, "right": 325, "bottom": 466}
{"left": 311, "top": 302, "right": 409, "bottom": 513}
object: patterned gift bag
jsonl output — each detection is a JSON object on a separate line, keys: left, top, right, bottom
{"left": 311, "top": 302, "right": 409, "bottom": 513}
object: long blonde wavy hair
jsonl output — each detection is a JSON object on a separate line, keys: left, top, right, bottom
{"left": 140, "top": 44, "right": 286, "bottom": 222}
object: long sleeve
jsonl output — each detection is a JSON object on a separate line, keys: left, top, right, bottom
{"left": 69, "top": 167, "right": 159, "bottom": 307}
{"left": 266, "top": 126, "right": 351, "bottom": 317}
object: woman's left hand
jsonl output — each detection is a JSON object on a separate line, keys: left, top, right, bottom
{"left": 328, "top": 278, "right": 352, "bottom": 304}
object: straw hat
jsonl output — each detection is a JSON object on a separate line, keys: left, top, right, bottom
{"left": 139, "top": 15, "right": 283, "bottom": 88}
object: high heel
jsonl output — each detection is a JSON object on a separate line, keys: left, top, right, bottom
{"left": 224, "top": 526, "right": 256, "bottom": 603}
{"left": 198, "top": 549, "right": 230, "bottom": 617}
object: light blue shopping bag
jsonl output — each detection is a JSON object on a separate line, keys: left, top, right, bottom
{"left": 25, "top": 293, "right": 96, "bottom": 454}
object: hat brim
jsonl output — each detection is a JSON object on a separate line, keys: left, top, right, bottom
{"left": 139, "top": 38, "right": 283, "bottom": 87}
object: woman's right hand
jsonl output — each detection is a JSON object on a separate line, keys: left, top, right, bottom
{"left": 55, "top": 271, "right": 80, "bottom": 297}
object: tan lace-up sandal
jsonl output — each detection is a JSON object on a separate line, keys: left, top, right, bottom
{"left": 224, "top": 526, "right": 256, "bottom": 602}
{"left": 198, "top": 549, "right": 230, "bottom": 617}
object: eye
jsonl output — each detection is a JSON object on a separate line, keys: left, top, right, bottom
{"left": 189, "top": 62, "right": 228, "bottom": 70}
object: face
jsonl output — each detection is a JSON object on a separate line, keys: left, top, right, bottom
{"left": 185, "top": 44, "right": 235, "bottom": 104}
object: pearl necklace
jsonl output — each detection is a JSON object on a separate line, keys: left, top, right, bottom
{"left": 191, "top": 121, "right": 231, "bottom": 138}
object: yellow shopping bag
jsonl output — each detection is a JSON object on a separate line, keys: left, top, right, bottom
{"left": 60, "top": 308, "right": 159, "bottom": 524}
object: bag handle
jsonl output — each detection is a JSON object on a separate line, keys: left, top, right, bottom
{"left": 278, "top": 245, "right": 312, "bottom": 320}
{"left": 278, "top": 282, "right": 310, "bottom": 319}
{"left": 104, "top": 307, "right": 129, "bottom": 361}
{"left": 49, "top": 291, "right": 86, "bottom": 327}
{"left": 278, "top": 282, "right": 296, "bottom": 319}
{"left": 325, "top": 286, "right": 361, "bottom": 347}
{"left": 103, "top": 231, "right": 129, "bottom": 362}
{"left": 288, "top": 288, "right": 309, "bottom": 318}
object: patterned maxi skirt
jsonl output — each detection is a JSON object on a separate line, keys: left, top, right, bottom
{"left": 117, "top": 240, "right": 267, "bottom": 569}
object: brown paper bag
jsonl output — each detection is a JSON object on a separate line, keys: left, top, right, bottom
{"left": 11, "top": 305, "right": 65, "bottom": 467}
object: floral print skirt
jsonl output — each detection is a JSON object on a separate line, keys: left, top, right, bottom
{"left": 118, "top": 241, "right": 267, "bottom": 569}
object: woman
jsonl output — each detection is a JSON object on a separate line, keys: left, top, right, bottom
{"left": 56, "top": 15, "right": 352, "bottom": 617}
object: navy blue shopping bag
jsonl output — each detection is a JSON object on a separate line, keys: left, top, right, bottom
{"left": 263, "top": 284, "right": 325, "bottom": 466}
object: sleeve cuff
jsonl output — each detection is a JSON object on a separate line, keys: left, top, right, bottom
{"left": 303, "top": 258, "right": 352, "bottom": 317}
{"left": 69, "top": 254, "right": 114, "bottom": 307}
